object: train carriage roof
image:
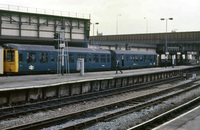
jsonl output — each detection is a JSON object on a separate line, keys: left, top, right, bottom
{"left": 2, "top": 44, "right": 110, "bottom": 54}
{"left": 110, "top": 50, "right": 157, "bottom": 55}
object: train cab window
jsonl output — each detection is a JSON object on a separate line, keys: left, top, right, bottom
{"left": 107, "top": 55, "right": 110, "bottom": 62}
{"left": 101, "top": 54, "right": 106, "bottom": 63}
{"left": 27, "top": 53, "right": 36, "bottom": 63}
{"left": 7, "top": 50, "right": 15, "bottom": 62}
{"left": 40, "top": 53, "right": 48, "bottom": 63}
{"left": 51, "top": 54, "right": 55, "bottom": 63}
{"left": 19, "top": 54, "right": 23, "bottom": 63}
{"left": 69, "top": 54, "right": 74, "bottom": 63}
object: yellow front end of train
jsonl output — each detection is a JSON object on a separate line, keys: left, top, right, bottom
{"left": 4, "top": 49, "right": 19, "bottom": 73}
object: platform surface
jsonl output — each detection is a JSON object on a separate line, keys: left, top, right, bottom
{"left": 153, "top": 105, "right": 200, "bottom": 130}
{"left": 0, "top": 66, "right": 196, "bottom": 91}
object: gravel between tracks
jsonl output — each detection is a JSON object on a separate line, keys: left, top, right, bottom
{"left": 84, "top": 85, "right": 200, "bottom": 130}
{"left": 0, "top": 80, "right": 198, "bottom": 129}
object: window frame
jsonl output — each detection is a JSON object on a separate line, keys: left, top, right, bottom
{"left": 27, "top": 52, "right": 36, "bottom": 63}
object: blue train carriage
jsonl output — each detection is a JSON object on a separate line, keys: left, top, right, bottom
{"left": 3, "top": 44, "right": 57, "bottom": 74}
{"left": 66, "top": 47, "right": 111, "bottom": 71}
{"left": 110, "top": 50, "right": 157, "bottom": 69}
{"left": 2, "top": 44, "right": 111, "bottom": 74}
{"left": 0, "top": 46, "right": 3, "bottom": 74}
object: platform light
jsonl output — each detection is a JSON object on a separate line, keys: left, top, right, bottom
{"left": 160, "top": 17, "right": 173, "bottom": 68}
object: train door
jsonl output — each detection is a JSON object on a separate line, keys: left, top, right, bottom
{"left": 4, "top": 49, "right": 19, "bottom": 73}
{"left": 121, "top": 54, "right": 124, "bottom": 67}
{"left": 0, "top": 46, "right": 3, "bottom": 74}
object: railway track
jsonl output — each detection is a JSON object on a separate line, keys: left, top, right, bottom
{"left": 128, "top": 96, "right": 200, "bottom": 130}
{"left": 5, "top": 77, "right": 200, "bottom": 130}
{"left": 0, "top": 76, "right": 181, "bottom": 120}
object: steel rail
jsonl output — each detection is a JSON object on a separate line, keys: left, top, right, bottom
{"left": 5, "top": 78, "right": 200, "bottom": 130}
{"left": 0, "top": 76, "right": 181, "bottom": 120}
{"left": 128, "top": 96, "right": 200, "bottom": 130}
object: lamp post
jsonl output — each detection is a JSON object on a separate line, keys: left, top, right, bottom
{"left": 93, "top": 22, "right": 99, "bottom": 36}
{"left": 144, "top": 17, "right": 148, "bottom": 33}
{"left": 91, "top": 22, "right": 99, "bottom": 48}
{"left": 160, "top": 17, "right": 173, "bottom": 68}
{"left": 116, "top": 14, "right": 121, "bottom": 35}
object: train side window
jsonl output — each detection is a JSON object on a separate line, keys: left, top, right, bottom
{"left": 89, "top": 55, "right": 92, "bottom": 62}
{"left": 150, "top": 56, "right": 153, "bottom": 61}
{"left": 93, "top": 54, "right": 99, "bottom": 63}
{"left": 147, "top": 56, "right": 149, "bottom": 61}
{"left": 154, "top": 56, "right": 157, "bottom": 61}
{"left": 107, "top": 54, "right": 110, "bottom": 62}
{"left": 144, "top": 55, "right": 146, "bottom": 61}
{"left": 7, "top": 50, "right": 15, "bottom": 62}
{"left": 19, "top": 54, "right": 23, "bottom": 63}
{"left": 69, "top": 54, "right": 74, "bottom": 63}
{"left": 77, "top": 54, "right": 82, "bottom": 60}
{"left": 133, "top": 56, "right": 135, "bottom": 62}
{"left": 40, "top": 53, "right": 48, "bottom": 63}
{"left": 126, "top": 55, "right": 129, "bottom": 62}
{"left": 27, "top": 53, "right": 36, "bottom": 63}
{"left": 51, "top": 54, "right": 55, "bottom": 63}
{"left": 140, "top": 56, "right": 143, "bottom": 62}
{"left": 135, "top": 56, "right": 138, "bottom": 62}
{"left": 101, "top": 54, "right": 106, "bottom": 63}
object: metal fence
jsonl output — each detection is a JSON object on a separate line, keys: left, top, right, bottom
{"left": 0, "top": 4, "right": 91, "bottom": 19}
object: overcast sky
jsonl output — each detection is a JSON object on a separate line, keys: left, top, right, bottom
{"left": 1, "top": 0, "right": 200, "bottom": 35}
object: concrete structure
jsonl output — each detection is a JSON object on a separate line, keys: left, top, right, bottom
{"left": 0, "top": 5, "right": 90, "bottom": 47}
{"left": 154, "top": 105, "right": 200, "bottom": 130}
{"left": 91, "top": 31, "right": 200, "bottom": 66}
{"left": 0, "top": 66, "right": 198, "bottom": 106}
{"left": 89, "top": 41, "right": 156, "bottom": 53}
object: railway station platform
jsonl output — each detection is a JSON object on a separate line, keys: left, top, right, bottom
{"left": 0, "top": 65, "right": 199, "bottom": 106}
{"left": 0, "top": 66, "right": 197, "bottom": 90}
{"left": 154, "top": 105, "right": 200, "bottom": 130}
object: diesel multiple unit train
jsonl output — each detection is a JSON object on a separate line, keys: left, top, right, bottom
{"left": 0, "top": 44, "right": 157, "bottom": 74}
